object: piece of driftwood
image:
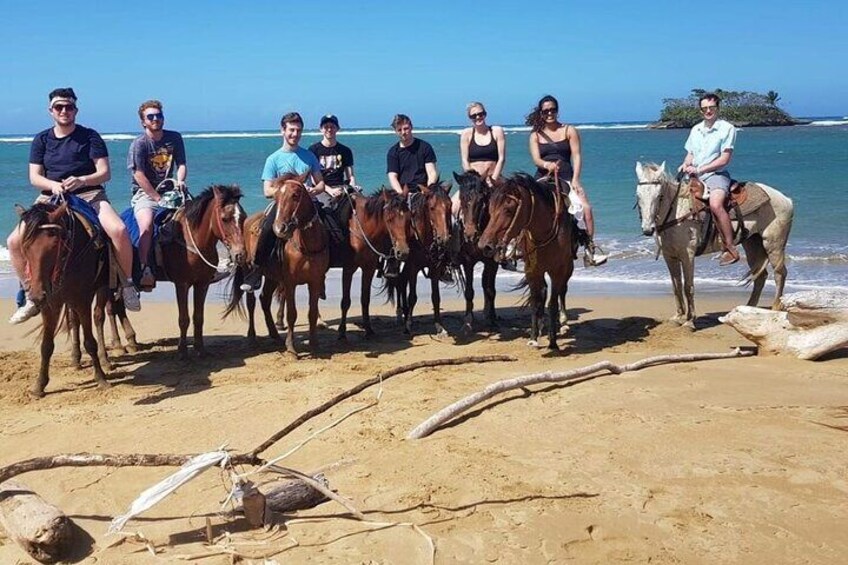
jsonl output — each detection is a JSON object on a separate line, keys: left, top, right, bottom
{"left": 249, "top": 354, "right": 516, "bottom": 457}
{"left": 0, "top": 480, "right": 75, "bottom": 564}
{"left": 408, "top": 350, "right": 753, "bottom": 439}
{"left": 720, "top": 290, "right": 848, "bottom": 360}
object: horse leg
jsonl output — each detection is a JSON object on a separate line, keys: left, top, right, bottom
{"left": 547, "top": 277, "right": 562, "bottom": 351}
{"left": 663, "top": 254, "right": 686, "bottom": 326}
{"left": 105, "top": 297, "right": 125, "bottom": 355}
{"left": 192, "top": 283, "right": 210, "bottom": 356}
{"left": 406, "top": 267, "right": 419, "bottom": 335}
{"left": 284, "top": 282, "right": 298, "bottom": 358}
{"left": 482, "top": 260, "right": 498, "bottom": 329}
{"left": 175, "top": 283, "right": 191, "bottom": 360}
{"left": 339, "top": 266, "right": 354, "bottom": 341}
{"left": 260, "top": 280, "right": 281, "bottom": 340}
{"left": 76, "top": 300, "right": 110, "bottom": 390}
{"left": 681, "top": 253, "right": 696, "bottom": 331}
{"left": 246, "top": 288, "right": 258, "bottom": 344}
{"left": 93, "top": 289, "right": 113, "bottom": 371}
{"left": 115, "top": 298, "right": 139, "bottom": 353}
{"left": 742, "top": 238, "right": 768, "bottom": 307}
{"left": 275, "top": 297, "right": 286, "bottom": 331}
{"left": 527, "top": 277, "right": 545, "bottom": 347}
{"left": 431, "top": 270, "right": 447, "bottom": 337}
{"left": 361, "top": 266, "right": 376, "bottom": 337}
{"left": 32, "top": 308, "right": 59, "bottom": 397}
{"left": 69, "top": 308, "right": 82, "bottom": 370}
{"left": 768, "top": 244, "right": 789, "bottom": 310}
{"left": 307, "top": 280, "right": 321, "bottom": 353}
{"left": 461, "top": 261, "right": 475, "bottom": 334}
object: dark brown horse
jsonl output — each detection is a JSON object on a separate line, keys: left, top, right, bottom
{"left": 339, "top": 188, "right": 412, "bottom": 339}
{"left": 478, "top": 173, "right": 575, "bottom": 350}
{"left": 453, "top": 170, "right": 500, "bottom": 334}
{"left": 226, "top": 174, "right": 329, "bottom": 357}
{"left": 70, "top": 294, "right": 138, "bottom": 370}
{"left": 161, "top": 185, "right": 246, "bottom": 358}
{"left": 387, "top": 182, "right": 453, "bottom": 336}
{"left": 18, "top": 202, "right": 111, "bottom": 397}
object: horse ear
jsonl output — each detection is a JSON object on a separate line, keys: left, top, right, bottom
{"left": 14, "top": 204, "right": 26, "bottom": 217}
{"left": 419, "top": 184, "right": 430, "bottom": 195}
{"left": 212, "top": 185, "right": 223, "bottom": 202}
{"left": 47, "top": 203, "right": 68, "bottom": 223}
{"left": 635, "top": 161, "right": 644, "bottom": 177}
{"left": 659, "top": 161, "right": 666, "bottom": 174}
{"left": 452, "top": 171, "right": 462, "bottom": 183}
{"left": 381, "top": 189, "right": 392, "bottom": 202}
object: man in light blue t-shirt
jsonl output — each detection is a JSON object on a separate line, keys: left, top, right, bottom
{"left": 242, "top": 112, "right": 327, "bottom": 291}
{"left": 678, "top": 93, "right": 739, "bottom": 266}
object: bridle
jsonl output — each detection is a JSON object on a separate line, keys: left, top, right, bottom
{"left": 348, "top": 191, "right": 409, "bottom": 261}
{"left": 275, "top": 181, "right": 319, "bottom": 240}
{"left": 182, "top": 195, "right": 242, "bottom": 271}
{"left": 637, "top": 176, "right": 695, "bottom": 234}
{"left": 493, "top": 179, "right": 561, "bottom": 258}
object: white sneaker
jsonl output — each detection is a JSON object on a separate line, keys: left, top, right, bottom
{"left": 211, "top": 257, "right": 233, "bottom": 283}
{"left": 9, "top": 299, "right": 40, "bottom": 324}
{"left": 122, "top": 284, "right": 141, "bottom": 312}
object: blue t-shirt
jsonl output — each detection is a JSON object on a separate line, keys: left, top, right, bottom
{"left": 261, "top": 146, "right": 321, "bottom": 183}
{"left": 29, "top": 125, "right": 109, "bottom": 182}
{"left": 127, "top": 130, "right": 187, "bottom": 193}
{"left": 684, "top": 119, "right": 737, "bottom": 178}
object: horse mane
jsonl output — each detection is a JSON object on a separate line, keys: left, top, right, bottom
{"left": 494, "top": 173, "right": 555, "bottom": 208}
{"left": 363, "top": 188, "right": 407, "bottom": 217}
{"left": 455, "top": 170, "right": 486, "bottom": 203}
{"left": 20, "top": 202, "right": 62, "bottom": 246}
{"left": 642, "top": 162, "right": 678, "bottom": 190}
{"left": 184, "top": 184, "right": 243, "bottom": 228}
{"left": 269, "top": 173, "right": 306, "bottom": 189}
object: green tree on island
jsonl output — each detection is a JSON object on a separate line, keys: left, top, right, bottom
{"left": 655, "top": 89, "right": 803, "bottom": 128}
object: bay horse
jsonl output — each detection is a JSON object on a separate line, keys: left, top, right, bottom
{"left": 453, "top": 170, "right": 500, "bottom": 334}
{"left": 478, "top": 173, "right": 575, "bottom": 350}
{"left": 635, "top": 161, "right": 794, "bottom": 329}
{"left": 339, "top": 188, "right": 412, "bottom": 340}
{"left": 225, "top": 174, "right": 329, "bottom": 357}
{"left": 161, "top": 185, "right": 246, "bottom": 358}
{"left": 18, "top": 202, "right": 111, "bottom": 397}
{"left": 387, "top": 182, "right": 453, "bottom": 336}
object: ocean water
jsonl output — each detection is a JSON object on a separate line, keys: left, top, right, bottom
{"left": 1, "top": 119, "right": 846, "bottom": 296}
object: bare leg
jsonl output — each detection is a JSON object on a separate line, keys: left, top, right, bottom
{"left": 710, "top": 190, "right": 739, "bottom": 261}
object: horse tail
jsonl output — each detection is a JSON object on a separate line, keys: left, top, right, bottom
{"left": 222, "top": 266, "right": 246, "bottom": 319}
{"left": 379, "top": 274, "right": 398, "bottom": 306}
{"left": 510, "top": 275, "right": 533, "bottom": 309}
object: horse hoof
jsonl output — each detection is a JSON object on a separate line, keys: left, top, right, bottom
{"left": 28, "top": 387, "right": 45, "bottom": 399}
{"left": 667, "top": 317, "right": 683, "bottom": 327}
{"left": 111, "top": 346, "right": 127, "bottom": 356}
{"left": 284, "top": 351, "right": 298, "bottom": 360}
{"left": 72, "top": 360, "right": 82, "bottom": 371}
{"left": 435, "top": 328, "right": 449, "bottom": 339}
{"left": 316, "top": 318, "right": 328, "bottom": 330}
{"left": 527, "top": 339, "right": 540, "bottom": 348}
{"left": 462, "top": 323, "right": 473, "bottom": 335}
{"left": 126, "top": 343, "right": 139, "bottom": 354}
{"left": 97, "top": 380, "right": 112, "bottom": 390}
{"left": 682, "top": 321, "right": 695, "bottom": 332}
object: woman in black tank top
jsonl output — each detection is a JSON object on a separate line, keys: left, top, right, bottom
{"left": 526, "top": 94, "right": 607, "bottom": 266}
{"left": 455, "top": 101, "right": 506, "bottom": 215}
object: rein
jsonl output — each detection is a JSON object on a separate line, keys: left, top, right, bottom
{"left": 182, "top": 197, "right": 236, "bottom": 271}
{"left": 346, "top": 191, "right": 406, "bottom": 261}
{"left": 279, "top": 184, "right": 327, "bottom": 256}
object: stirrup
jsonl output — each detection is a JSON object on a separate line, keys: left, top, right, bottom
{"left": 583, "top": 242, "right": 608, "bottom": 267}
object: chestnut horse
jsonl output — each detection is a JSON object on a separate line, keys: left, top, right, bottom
{"left": 226, "top": 174, "right": 329, "bottom": 356}
{"left": 18, "top": 202, "right": 111, "bottom": 397}
{"left": 453, "top": 170, "right": 500, "bottom": 333}
{"left": 478, "top": 173, "right": 575, "bottom": 350}
{"left": 387, "top": 182, "right": 453, "bottom": 336}
{"left": 339, "top": 188, "right": 412, "bottom": 339}
{"left": 162, "top": 185, "right": 246, "bottom": 358}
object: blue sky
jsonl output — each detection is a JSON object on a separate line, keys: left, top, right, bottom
{"left": 1, "top": 0, "right": 845, "bottom": 133}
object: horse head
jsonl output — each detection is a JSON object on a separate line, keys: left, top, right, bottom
{"left": 270, "top": 173, "right": 314, "bottom": 241}
{"left": 209, "top": 185, "right": 247, "bottom": 266}
{"left": 478, "top": 175, "right": 526, "bottom": 261}
{"left": 419, "top": 181, "right": 452, "bottom": 247}
{"left": 380, "top": 188, "right": 411, "bottom": 261}
{"left": 635, "top": 161, "right": 669, "bottom": 236}
{"left": 20, "top": 202, "right": 70, "bottom": 307}
{"left": 454, "top": 170, "right": 490, "bottom": 243}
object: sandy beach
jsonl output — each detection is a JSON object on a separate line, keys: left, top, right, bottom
{"left": 1, "top": 288, "right": 847, "bottom": 564}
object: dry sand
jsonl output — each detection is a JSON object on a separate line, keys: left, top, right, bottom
{"left": 0, "top": 289, "right": 846, "bottom": 564}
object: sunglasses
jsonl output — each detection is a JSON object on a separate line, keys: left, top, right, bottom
{"left": 700, "top": 105, "right": 718, "bottom": 112}
{"left": 145, "top": 113, "right": 164, "bottom": 121}
{"left": 541, "top": 108, "right": 558, "bottom": 116}
{"left": 52, "top": 103, "right": 77, "bottom": 113}
{"left": 469, "top": 111, "right": 487, "bottom": 120}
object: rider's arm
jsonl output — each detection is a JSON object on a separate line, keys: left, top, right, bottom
{"left": 387, "top": 172, "right": 404, "bottom": 194}
{"left": 425, "top": 162, "right": 439, "bottom": 186}
{"left": 309, "top": 169, "right": 327, "bottom": 197}
{"left": 263, "top": 180, "right": 276, "bottom": 198}
{"left": 29, "top": 163, "right": 63, "bottom": 194}
{"left": 387, "top": 147, "right": 404, "bottom": 194}
{"left": 492, "top": 126, "right": 506, "bottom": 181}
{"left": 459, "top": 128, "right": 471, "bottom": 171}
{"left": 133, "top": 170, "right": 161, "bottom": 202}
{"left": 61, "top": 157, "right": 110, "bottom": 192}
{"left": 176, "top": 163, "right": 187, "bottom": 184}
{"left": 568, "top": 125, "right": 583, "bottom": 187}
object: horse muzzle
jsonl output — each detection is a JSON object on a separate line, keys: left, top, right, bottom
{"left": 642, "top": 227, "right": 655, "bottom": 237}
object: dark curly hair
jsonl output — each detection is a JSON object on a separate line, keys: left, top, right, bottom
{"left": 524, "top": 94, "right": 559, "bottom": 132}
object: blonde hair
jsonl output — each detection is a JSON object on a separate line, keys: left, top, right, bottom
{"left": 466, "top": 101, "right": 486, "bottom": 115}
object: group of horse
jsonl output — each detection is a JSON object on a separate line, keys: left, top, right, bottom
{"left": 15, "top": 164, "right": 793, "bottom": 397}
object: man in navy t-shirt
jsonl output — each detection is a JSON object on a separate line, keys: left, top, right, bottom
{"left": 7, "top": 87, "right": 141, "bottom": 324}
{"left": 386, "top": 114, "right": 438, "bottom": 194}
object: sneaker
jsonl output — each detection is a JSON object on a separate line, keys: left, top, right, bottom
{"left": 211, "top": 257, "right": 233, "bottom": 284}
{"left": 139, "top": 265, "right": 156, "bottom": 292}
{"left": 9, "top": 298, "right": 40, "bottom": 324}
{"left": 122, "top": 284, "right": 141, "bottom": 312}
{"left": 584, "top": 243, "right": 608, "bottom": 267}
{"left": 719, "top": 249, "right": 740, "bottom": 267}
{"left": 239, "top": 267, "right": 262, "bottom": 293}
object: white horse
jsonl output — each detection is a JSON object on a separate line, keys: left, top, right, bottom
{"left": 635, "top": 161, "right": 794, "bottom": 329}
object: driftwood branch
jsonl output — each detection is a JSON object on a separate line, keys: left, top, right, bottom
{"left": 721, "top": 290, "right": 848, "bottom": 360}
{"left": 408, "top": 350, "right": 753, "bottom": 439}
{"left": 249, "top": 354, "right": 516, "bottom": 457}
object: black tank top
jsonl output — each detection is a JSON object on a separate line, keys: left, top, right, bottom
{"left": 536, "top": 128, "right": 574, "bottom": 180}
{"left": 468, "top": 127, "right": 499, "bottom": 163}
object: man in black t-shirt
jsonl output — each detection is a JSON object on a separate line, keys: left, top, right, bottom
{"left": 386, "top": 114, "right": 438, "bottom": 193}
{"left": 308, "top": 114, "right": 356, "bottom": 206}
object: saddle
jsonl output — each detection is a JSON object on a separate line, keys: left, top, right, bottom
{"left": 687, "top": 177, "right": 771, "bottom": 256}
{"left": 120, "top": 206, "right": 179, "bottom": 284}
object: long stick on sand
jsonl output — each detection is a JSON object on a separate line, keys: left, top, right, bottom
{"left": 407, "top": 349, "right": 754, "bottom": 440}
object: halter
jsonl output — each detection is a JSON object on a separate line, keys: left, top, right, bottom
{"left": 639, "top": 178, "right": 698, "bottom": 234}
{"left": 182, "top": 195, "right": 241, "bottom": 271}
{"left": 275, "top": 181, "right": 326, "bottom": 256}
{"left": 347, "top": 191, "right": 408, "bottom": 261}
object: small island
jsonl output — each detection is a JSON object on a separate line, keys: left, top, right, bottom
{"left": 651, "top": 88, "right": 811, "bottom": 129}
